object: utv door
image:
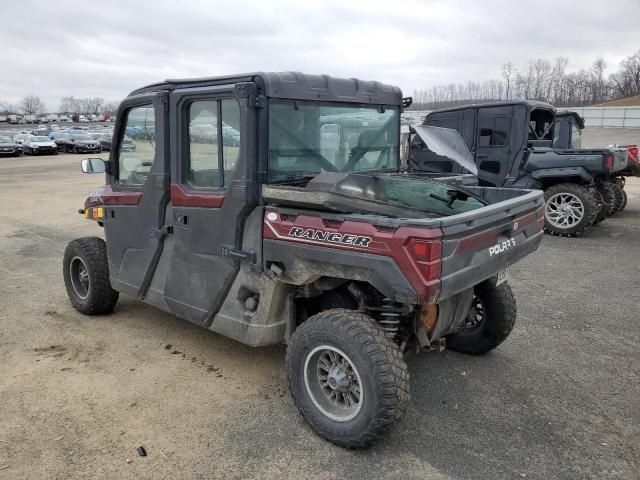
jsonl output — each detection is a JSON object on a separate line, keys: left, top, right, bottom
{"left": 475, "top": 107, "right": 512, "bottom": 187}
{"left": 162, "top": 86, "right": 255, "bottom": 325}
{"left": 103, "top": 93, "right": 169, "bottom": 298}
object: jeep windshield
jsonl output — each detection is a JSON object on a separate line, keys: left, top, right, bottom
{"left": 268, "top": 100, "right": 399, "bottom": 183}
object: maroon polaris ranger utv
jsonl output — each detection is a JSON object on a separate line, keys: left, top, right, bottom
{"left": 64, "top": 72, "right": 544, "bottom": 448}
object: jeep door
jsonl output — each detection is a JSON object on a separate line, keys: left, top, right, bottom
{"left": 475, "top": 107, "right": 513, "bottom": 186}
{"left": 102, "top": 93, "right": 169, "bottom": 298}
{"left": 162, "top": 86, "right": 256, "bottom": 325}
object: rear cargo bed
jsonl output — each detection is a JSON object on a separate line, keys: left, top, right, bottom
{"left": 264, "top": 183, "right": 545, "bottom": 303}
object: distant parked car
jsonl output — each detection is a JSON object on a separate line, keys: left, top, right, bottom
{"left": 91, "top": 133, "right": 112, "bottom": 151}
{"left": 12, "top": 134, "right": 32, "bottom": 147}
{"left": 61, "top": 133, "right": 101, "bottom": 153}
{"left": 50, "top": 132, "right": 71, "bottom": 151}
{"left": 31, "top": 129, "right": 50, "bottom": 137}
{"left": 0, "top": 135, "right": 22, "bottom": 157}
{"left": 23, "top": 135, "right": 58, "bottom": 155}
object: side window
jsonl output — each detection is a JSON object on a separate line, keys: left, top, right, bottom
{"left": 478, "top": 116, "right": 510, "bottom": 147}
{"left": 478, "top": 115, "right": 493, "bottom": 147}
{"left": 187, "top": 98, "right": 241, "bottom": 189}
{"left": 116, "top": 105, "right": 155, "bottom": 186}
{"left": 493, "top": 117, "right": 509, "bottom": 146}
{"left": 430, "top": 117, "right": 459, "bottom": 132}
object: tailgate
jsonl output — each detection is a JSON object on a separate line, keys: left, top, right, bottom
{"left": 436, "top": 187, "right": 544, "bottom": 301}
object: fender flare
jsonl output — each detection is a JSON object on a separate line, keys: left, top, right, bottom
{"left": 530, "top": 167, "right": 594, "bottom": 183}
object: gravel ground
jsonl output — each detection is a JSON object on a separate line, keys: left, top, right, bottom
{"left": 0, "top": 152, "right": 638, "bottom": 480}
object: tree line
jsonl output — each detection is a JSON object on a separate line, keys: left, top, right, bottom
{"left": 0, "top": 96, "right": 120, "bottom": 117}
{"left": 411, "top": 49, "right": 640, "bottom": 110}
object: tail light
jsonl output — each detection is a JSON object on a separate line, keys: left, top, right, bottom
{"left": 406, "top": 238, "right": 442, "bottom": 283}
{"left": 628, "top": 146, "right": 638, "bottom": 164}
{"left": 605, "top": 155, "right": 613, "bottom": 171}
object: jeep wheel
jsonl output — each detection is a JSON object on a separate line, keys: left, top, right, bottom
{"left": 63, "top": 237, "right": 119, "bottom": 315}
{"left": 446, "top": 279, "right": 516, "bottom": 355}
{"left": 612, "top": 183, "right": 626, "bottom": 212}
{"left": 286, "top": 309, "right": 409, "bottom": 448}
{"left": 543, "top": 183, "right": 598, "bottom": 236}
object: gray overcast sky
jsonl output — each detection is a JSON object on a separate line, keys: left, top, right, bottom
{"left": 1, "top": 0, "right": 638, "bottom": 110}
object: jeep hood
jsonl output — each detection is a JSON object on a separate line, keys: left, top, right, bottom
{"left": 262, "top": 172, "right": 486, "bottom": 219}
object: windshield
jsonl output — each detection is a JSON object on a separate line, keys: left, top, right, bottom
{"left": 31, "top": 136, "right": 50, "bottom": 142}
{"left": 72, "top": 134, "right": 92, "bottom": 141}
{"left": 0, "top": 136, "right": 11, "bottom": 143}
{"left": 268, "top": 100, "right": 399, "bottom": 183}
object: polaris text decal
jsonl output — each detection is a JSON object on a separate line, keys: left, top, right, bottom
{"left": 489, "top": 238, "right": 516, "bottom": 256}
{"left": 288, "top": 227, "right": 372, "bottom": 247}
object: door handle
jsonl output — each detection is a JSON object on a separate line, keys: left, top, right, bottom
{"left": 476, "top": 153, "right": 489, "bottom": 159}
{"left": 174, "top": 211, "right": 189, "bottom": 228}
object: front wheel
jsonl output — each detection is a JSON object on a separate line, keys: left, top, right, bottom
{"left": 286, "top": 309, "right": 409, "bottom": 449}
{"left": 446, "top": 279, "right": 516, "bottom": 355}
{"left": 543, "top": 183, "right": 598, "bottom": 236}
{"left": 63, "top": 237, "right": 118, "bottom": 315}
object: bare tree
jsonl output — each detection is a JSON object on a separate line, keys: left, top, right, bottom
{"left": 0, "top": 101, "right": 18, "bottom": 115}
{"left": 591, "top": 57, "right": 608, "bottom": 103}
{"left": 101, "top": 101, "right": 119, "bottom": 116}
{"left": 501, "top": 62, "right": 515, "bottom": 99}
{"left": 21, "top": 95, "right": 45, "bottom": 116}
{"left": 611, "top": 50, "right": 640, "bottom": 98}
{"left": 60, "top": 96, "right": 81, "bottom": 113}
{"left": 405, "top": 48, "right": 639, "bottom": 110}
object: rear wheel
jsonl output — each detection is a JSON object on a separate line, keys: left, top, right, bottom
{"left": 594, "top": 182, "right": 616, "bottom": 224}
{"left": 612, "top": 183, "right": 626, "bottom": 212}
{"left": 543, "top": 183, "right": 598, "bottom": 236}
{"left": 63, "top": 237, "right": 118, "bottom": 315}
{"left": 287, "top": 309, "right": 409, "bottom": 448}
{"left": 446, "top": 279, "right": 516, "bottom": 355}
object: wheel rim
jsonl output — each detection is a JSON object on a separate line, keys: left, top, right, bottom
{"left": 304, "top": 345, "right": 363, "bottom": 422}
{"left": 69, "top": 256, "right": 90, "bottom": 299}
{"left": 545, "top": 192, "right": 585, "bottom": 229}
{"left": 462, "top": 294, "right": 485, "bottom": 331}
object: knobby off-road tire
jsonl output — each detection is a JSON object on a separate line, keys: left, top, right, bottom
{"left": 63, "top": 237, "right": 118, "bottom": 315}
{"left": 543, "top": 183, "right": 599, "bottom": 236}
{"left": 286, "top": 309, "right": 409, "bottom": 449}
{"left": 611, "top": 183, "right": 627, "bottom": 212}
{"left": 446, "top": 279, "right": 516, "bottom": 355}
{"left": 594, "top": 182, "right": 616, "bottom": 224}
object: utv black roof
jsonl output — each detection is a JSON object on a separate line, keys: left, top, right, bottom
{"left": 426, "top": 100, "right": 555, "bottom": 115}
{"left": 129, "top": 71, "right": 402, "bottom": 106}
{"left": 556, "top": 110, "right": 585, "bottom": 129}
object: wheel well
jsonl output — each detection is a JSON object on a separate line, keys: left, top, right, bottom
{"left": 294, "top": 279, "right": 378, "bottom": 323}
{"left": 293, "top": 278, "right": 415, "bottom": 345}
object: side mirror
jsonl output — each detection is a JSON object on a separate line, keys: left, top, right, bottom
{"left": 81, "top": 158, "right": 106, "bottom": 174}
